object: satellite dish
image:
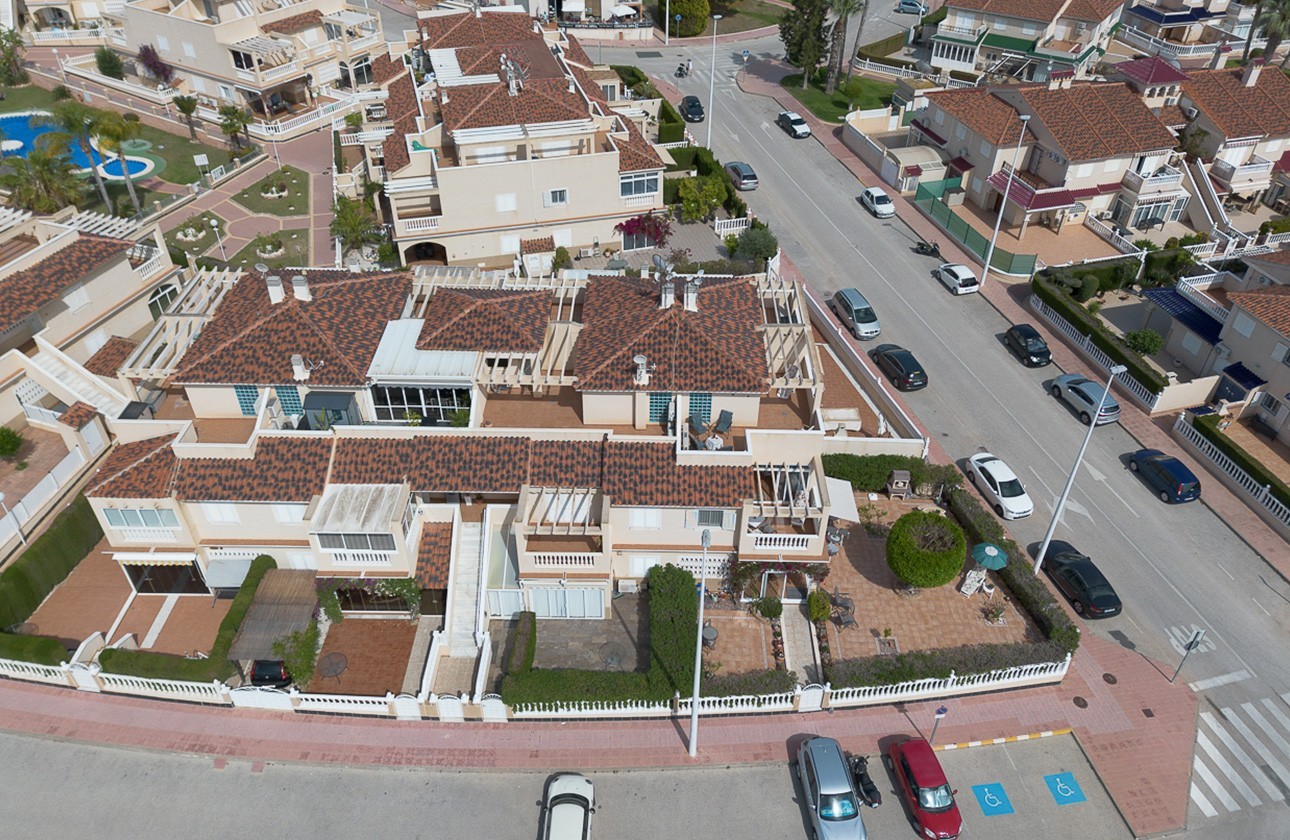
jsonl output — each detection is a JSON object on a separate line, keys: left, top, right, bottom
{"left": 652, "top": 254, "right": 666, "bottom": 273}
{"left": 693, "top": 269, "right": 705, "bottom": 285}
{"left": 632, "top": 354, "right": 648, "bottom": 365}
{"left": 254, "top": 263, "right": 269, "bottom": 273}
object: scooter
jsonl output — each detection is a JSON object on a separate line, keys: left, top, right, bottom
{"left": 675, "top": 64, "right": 688, "bottom": 79}
{"left": 850, "top": 754, "right": 882, "bottom": 808}
{"left": 913, "top": 239, "right": 942, "bottom": 259}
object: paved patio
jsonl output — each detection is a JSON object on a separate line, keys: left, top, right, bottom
{"left": 530, "top": 592, "right": 648, "bottom": 672}
{"left": 704, "top": 610, "right": 774, "bottom": 675}
{"left": 1223, "top": 417, "right": 1290, "bottom": 484}
{"left": 949, "top": 200, "right": 1121, "bottom": 270}
{"left": 308, "top": 618, "right": 419, "bottom": 696}
{"left": 0, "top": 426, "right": 70, "bottom": 504}
{"left": 27, "top": 540, "right": 129, "bottom": 647}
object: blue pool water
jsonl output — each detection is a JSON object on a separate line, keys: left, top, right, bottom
{"left": 0, "top": 112, "right": 150, "bottom": 177}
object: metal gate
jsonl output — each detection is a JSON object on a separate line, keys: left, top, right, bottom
{"left": 528, "top": 587, "right": 605, "bottom": 619}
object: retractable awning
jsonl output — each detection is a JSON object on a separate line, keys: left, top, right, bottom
{"left": 824, "top": 477, "right": 861, "bottom": 524}
{"left": 203, "top": 557, "right": 254, "bottom": 589}
{"left": 114, "top": 552, "right": 198, "bottom": 566}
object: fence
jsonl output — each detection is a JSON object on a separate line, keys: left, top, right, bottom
{"left": 1082, "top": 215, "right": 1143, "bottom": 255}
{"left": 913, "top": 181, "right": 1038, "bottom": 276}
{"left": 0, "top": 447, "right": 91, "bottom": 546}
{"left": 714, "top": 216, "right": 752, "bottom": 236}
{"left": 1173, "top": 413, "right": 1290, "bottom": 532}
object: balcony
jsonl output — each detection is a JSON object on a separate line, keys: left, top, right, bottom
{"left": 1177, "top": 273, "right": 1232, "bottom": 323}
{"left": 234, "top": 60, "right": 304, "bottom": 88}
{"left": 1122, "top": 164, "right": 1184, "bottom": 195}
{"left": 394, "top": 213, "right": 443, "bottom": 237}
{"left": 935, "top": 21, "right": 987, "bottom": 42}
{"left": 1211, "top": 154, "right": 1274, "bottom": 192}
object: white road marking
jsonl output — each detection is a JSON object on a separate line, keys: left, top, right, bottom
{"left": 1082, "top": 462, "right": 1138, "bottom": 517}
{"left": 1189, "top": 670, "right": 1252, "bottom": 691}
{"left": 1196, "top": 729, "right": 1261, "bottom": 807}
{"left": 1260, "top": 699, "right": 1290, "bottom": 740}
{"left": 1252, "top": 597, "right": 1270, "bottom": 616}
{"left": 1167, "top": 625, "right": 1216, "bottom": 655}
{"left": 1190, "top": 783, "right": 1219, "bottom": 818}
{"left": 1215, "top": 561, "right": 1235, "bottom": 581}
{"left": 1201, "top": 711, "right": 1284, "bottom": 802}
{"left": 1224, "top": 708, "right": 1290, "bottom": 788}
{"left": 1243, "top": 703, "right": 1290, "bottom": 759}
{"left": 1193, "top": 754, "right": 1241, "bottom": 812}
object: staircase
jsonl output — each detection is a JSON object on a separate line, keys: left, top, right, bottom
{"left": 27, "top": 348, "right": 129, "bottom": 417}
{"left": 447, "top": 521, "right": 482, "bottom": 658}
{"left": 0, "top": 0, "right": 14, "bottom": 31}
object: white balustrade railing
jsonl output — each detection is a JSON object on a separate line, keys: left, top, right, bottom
{"left": 112, "top": 526, "right": 180, "bottom": 543}
{"left": 397, "top": 214, "right": 442, "bottom": 234}
{"left": 714, "top": 216, "right": 752, "bottom": 236}
{"left": 1173, "top": 413, "right": 1290, "bottom": 528}
{"left": 1177, "top": 276, "right": 1230, "bottom": 323}
{"left": 472, "top": 632, "right": 493, "bottom": 704}
{"left": 325, "top": 550, "right": 395, "bottom": 566}
{"left": 96, "top": 672, "right": 231, "bottom": 704}
{"left": 294, "top": 691, "right": 393, "bottom": 715}
{"left": 346, "top": 32, "right": 382, "bottom": 52}
{"left": 1082, "top": 215, "right": 1142, "bottom": 255}
{"left": 0, "top": 658, "right": 72, "bottom": 686}
{"left": 134, "top": 254, "right": 165, "bottom": 279}
{"left": 531, "top": 553, "right": 599, "bottom": 567}
{"left": 511, "top": 697, "right": 674, "bottom": 717}
{"left": 1212, "top": 154, "right": 1274, "bottom": 186}
{"left": 753, "top": 533, "right": 812, "bottom": 551}
{"left": 29, "top": 27, "right": 123, "bottom": 43}
{"left": 677, "top": 690, "right": 797, "bottom": 714}
{"left": 828, "top": 656, "right": 1071, "bottom": 707}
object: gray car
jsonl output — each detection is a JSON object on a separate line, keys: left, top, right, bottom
{"left": 1051, "top": 373, "right": 1120, "bottom": 425}
{"left": 795, "top": 736, "right": 867, "bottom": 840}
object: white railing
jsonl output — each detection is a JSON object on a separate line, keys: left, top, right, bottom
{"left": 1173, "top": 413, "right": 1290, "bottom": 528}
{"left": 677, "top": 690, "right": 797, "bottom": 715}
{"left": 1263, "top": 230, "right": 1290, "bottom": 245}
{"left": 1122, "top": 165, "right": 1183, "bottom": 194}
{"left": 511, "top": 697, "right": 674, "bottom": 717}
{"left": 852, "top": 57, "right": 925, "bottom": 80}
{"left": 325, "top": 550, "right": 395, "bottom": 566}
{"left": 936, "top": 21, "right": 986, "bottom": 39}
{"left": 346, "top": 32, "right": 382, "bottom": 52}
{"left": 1082, "top": 215, "right": 1142, "bottom": 255}
{"left": 530, "top": 553, "right": 599, "bottom": 566}
{"left": 96, "top": 672, "right": 232, "bottom": 704}
{"left": 1212, "top": 154, "right": 1274, "bottom": 186}
{"left": 1029, "top": 294, "right": 1162, "bottom": 411}
{"left": 112, "top": 526, "right": 180, "bottom": 543}
{"left": 398, "top": 214, "right": 442, "bottom": 233}
{"left": 714, "top": 216, "right": 752, "bottom": 236}
{"left": 1117, "top": 25, "right": 1244, "bottom": 59}
{"left": 472, "top": 632, "right": 493, "bottom": 704}
{"left": 0, "top": 657, "right": 73, "bottom": 686}
{"left": 29, "top": 27, "right": 123, "bottom": 43}
{"left": 752, "top": 533, "right": 812, "bottom": 551}
{"left": 21, "top": 403, "right": 63, "bottom": 425}
{"left": 355, "top": 128, "right": 393, "bottom": 143}
{"left": 658, "top": 139, "right": 691, "bottom": 150}
{"left": 828, "top": 655, "right": 1071, "bottom": 707}
{"left": 294, "top": 691, "right": 393, "bottom": 715}
{"left": 1177, "top": 275, "right": 1230, "bottom": 322}
{"left": 338, "top": 132, "right": 364, "bottom": 146}
{"left": 0, "top": 447, "right": 87, "bottom": 546}
{"left": 134, "top": 254, "right": 165, "bottom": 279}
{"left": 1184, "top": 241, "right": 1218, "bottom": 259}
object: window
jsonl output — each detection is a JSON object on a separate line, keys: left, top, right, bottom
{"left": 218, "top": 84, "right": 235, "bottom": 101}
{"left": 544, "top": 188, "right": 569, "bottom": 207}
{"left": 1232, "top": 312, "right": 1256, "bottom": 338}
{"left": 201, "top": 503, "right": 239, "bottom": 524}
{"left": 148, "top": 283, "right": 178, "bottom": 319}
{"left": 1181, "top": 331, "right": 1203, "bottom": 356}
{"left": 473, "top": 146, "right": 508, "bottom": 164}
{"left": 1261, "top": 392, "right": 1283, "bottom": 414}
{"left": 370, "top": 384, "right": 471, "bottom": 425}
{"left": 993, "top": 18, "right": 1005, "bottom": 29}
{"left": 622, "top": 229, "right": 656, "bottom": 251}
{"left": 648, "top": 392, "right": 672, "bottom": 422}
{"left": 182, "top": 41, "right": 196, "bottom": 58}
{"left": 230, "top": 50, "right": 255, "bottom": 70}
{"left": 1074, "top": 163, "right": 1093, "bottom": 178}
{"left": 317, "top": 533, "right": 398, "bottom": 551}
{"left": 275, "top": 385, "right": 303, "bottom": 415}
{"left": 351, "top": 59, "right": 372, "bottom": 86}
{"left": 954, "top": 124, "right": 965, "bottom": 141}
{"left": 1022, "top": 22, "right": 1037, "bottom": 35}
{"left": 620, "top": 172, "right": 660, "bottom": 198}
{"left": 272, "top": 503, "right": 307, "bottom": 524}
{"left": 65, "top": 282, "right": 90, "bottom": 311}
{"left": 695, "top": 509, "right": 725, "bottom": 528}
{"left": 627, "top": 508, "right": 662, "bottom": 529}
{"left": 234, "top": 385, "right": 259, "bottom": 416}
{"left": 191, "top": 76, "right": 207, "bottom": 93}
{"left": 600, "top": 83, "right": 616, "bottom": 101}
{"left": 84, "top": 328, "right": 108, "bottom": 357}
{"left": 1277, "top": 342, "right": 1290, "bottom": 366}
{"left": 103, "top": 508, "right": 180, "bottom": 529}
{"left": 495, "top": 192, "right": 517, "bottom": 212}
{"left": 980, "top": 140, "right": 989, "bottom": 157}
{"left": 690, "top": 392, "right": 712, "bottom": 424}
{"left": 157, "top": 35, "right": 170, "bottom": 52}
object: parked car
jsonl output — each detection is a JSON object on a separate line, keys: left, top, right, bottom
{"left": 1051, "top": 373, "right": 1120, "bottom": 425}
{"left": 859, "top": 186, "right": 896, "bottom": 218}
{"left": 1043, "top": 541, "right": 1122, "bottom": 618}
{"left": 869, "top": 344, "right": 928, "bottom": 391}
{"left": 886, "top": 737, "right": 962, "bottom": 840}
{"left": 540, "top": 773, "right": 595, "bottom": 840}
{"left": 679, "top": 95, "right": 704, "bottom": 122}
{"left": 831, "top": 288, "right": 881, "bottom": 340}
{"left": 896, "top": 0, "right": 929, "bottom": 13}
{"left": 1129, "top": 449, "right": 1202, "bottom": 503}
{"left": 1004, "top": 323, "right": 1052, "bottom": 367}
{"left": 932, "top": 263, "right": 979, "bottom": 295}
{"left": 250, "top": 659, "right": 291, "bottom": 688}
{"left": 725, "top": 161, "right": 759, "bottom": 191}
{"left": 966, "top": 452, "right": 1034, "bottom": 519}
{"left": 795, "top": 736, "right": 868, "bottom": 840}
{"left": 777, "top": 110, "right": 812, "bottom": 138}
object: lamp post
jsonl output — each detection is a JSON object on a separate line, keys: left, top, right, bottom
{"left": 980, "top": 114, "right": 1030, "bottom": 288}
{"left": 1033, "top": 364, "right": 1127, "bottom": 575}
{"left": 664, "top": 0, "right": 670, "bottom": 44}
{"left": 687, "top": 528, "right": 712, "bottom": 758}
{"left": 0, "top": 492, "right": 25, "bottom": 547}
{"left": 705, "top": 15, "right": 722, "bottom": 149}
{"left": 210, "top": 217, "right": 227, "bottom": 261}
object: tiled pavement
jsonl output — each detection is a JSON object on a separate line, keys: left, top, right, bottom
{"left": 307, "top": 618, "right": 418, "bottom": 696}
{"left": 0, "top": 428, "right": 70, "bottom": 503}
{"left": 705, "top": 611, "right": 773, "bottom": 674}
{"left": 28, "top": 540, "right": 130, "bottom": 647}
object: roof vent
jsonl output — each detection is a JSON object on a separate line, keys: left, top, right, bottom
{"left": 266, "top": 275, "right": 284, "bottom": 304}
{"left": 291, "top": 274, "right": 311, "bottom": 302}
{"left": 632, "top": 354, "right": 652, "bottom": 387}
{"left": 1242, "top": 58, "right": 1263, "bottom": 88}
{"left": 683, "top": 272, "right": 704, "bottom": 313}
{"left": 291, "top": 353, "right": 309, "bottom": 381}
{"left": 659, "top": 279, "right": 674, "bottom": 308}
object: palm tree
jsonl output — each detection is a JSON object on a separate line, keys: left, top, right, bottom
{"left": 39, "top": 101, "right": 111, "bottom": 210}
{"left": 92, "top": 113, "right": 142, "bottom": 215}
{"left": 1245, "top": 0, "right": 1266, "bottom": 61}
{"left": 218, "top": 105, "right": 250, "bottom": 150}
{"left": 173, "top": 95, "right": 199, "bottom": 141}
{"left": 330, "top": 196, "right": 382, "bottom": 256}
{"left": 825, "top": 0, "right": 866, "bottom": 94}
{"left": 1256, "top": 0, "right": 1290, "bottom": 65}
{"left": 0, "top": 143, "right": 85, "bottom": 213}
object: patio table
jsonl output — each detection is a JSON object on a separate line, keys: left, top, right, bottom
{"left": 317, "top": 652, "right": 348, "bottom": 683}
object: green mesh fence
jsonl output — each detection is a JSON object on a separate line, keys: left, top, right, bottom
{"left": 914, "top": 181, "right": 1037, "bottom": 276}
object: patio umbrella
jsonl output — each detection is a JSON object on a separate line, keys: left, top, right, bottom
{"left": 610, "top": 4, "right": 637, "bottom": 15}
{"left": 971, "top": 543, "right": 1007, "bottom": 570}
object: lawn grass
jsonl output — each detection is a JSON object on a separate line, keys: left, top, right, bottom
{"left": 779, "top": 70, "right": 897, "bottom": 122}
{"left": 76, "top": 182, "right": 164, "bottom": 218}
{"left": 164, "top": 211, "right": 226, "bottom": 258}
{"left": 230, "top": 165, "right": 311, "bottom": 216}
{"left": 696, "top": 0, "right": 786, "bottom": 34}
{"left": 224, "top": 227, "right": 311, "bottom": 270}
{"left": 0, "top": 84, "right": 64, "bottom": 113}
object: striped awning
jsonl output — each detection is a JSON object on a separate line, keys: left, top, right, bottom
{"left": 114, "top": 552, "right": 197, "bottom": 566}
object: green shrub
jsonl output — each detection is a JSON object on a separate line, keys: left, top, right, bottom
{"left": 611, "top": 65, "right": 649, "bottom": 89}
{"left": 332, "top": 130, "right": 344, "bottom": 172}
{"left": 1194, "top": 414, "right": 1290, "bottom": 508}
{"left": 822, "top": 454, "right": 961, "bottom": 495}
{"left": 657, "top": 98, "right": 685, "bottom": 145}
{"left": 921, "top": 6, "right": 947, "bottom": 25}
{"left": 736, "top": 226, "right": 779, "bottom": 264}
{"left": 807, "top": 588, "right": 831, "bottom": 622}
{"left": 1076, "top": 274, "right": 1099, "bottom": 302}
{"left": 502, "top": 668, "right": 653, "bottom": 703}
{"left": 507, "top": 611, "right": 537, "bottom": 674}
{"left": 886, "top": 511, "right": 966, "bottom": 588}
{"left": 702, "top": 668, "right": 797, "bottom": 697}
{"left": 0, "top": 632, "right": 67, "bottom": 664}
{"left": 0, "top": 496, "right": 102, "bottom": 631}
{"left": 317, "top": 585, "right": 343, "bottom": 623}
{"left": 94, "top": 46, "right": 124, "bottom": 79}
{"left": 272, "top": 621, "right": 320, "bottom": 687}
{"left": 0, "top": 426, "right": 21, "bottom": 459}
{"left": 51, "top": 84, "right": 73, "bottom": 101}
{"left": 1125, "top": 329, "right": 1163, "bottom": 355}
{"left": 666, "top": 146, "right": 698, "bottom": 173}
{"left": 552, "top": 246, "right": 572, "bottom": 271}
{"left": 827, "top": 640, "right": 1070, "bottom": 687}
{"left": 1258, "top": 215, "right": 1290, "bottom": 236}
{"left": 668, "top": 0, "right": 711, "bottom": 37}
{"left": 1132, "top": 238, "right": 1159, "bottom": 252}
{"left": 754, "top": 596, "right": 783, "bottom": 620}
{"left": 858, "top": 30, "right": 908, "bottom": 58}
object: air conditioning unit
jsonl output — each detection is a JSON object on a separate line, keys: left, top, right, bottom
{"left": 616, "top": 579, "right": 639, "bottom": 595}
{"left": 1182, "top": 105, "right": 1198, "bottom": 120}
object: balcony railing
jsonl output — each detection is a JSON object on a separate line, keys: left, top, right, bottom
{"left": 1177, "top": 274, "right": 1231, "bottom": 322}
{"left": 234, "top": 60, "right": 303, "bottom": 87}
{"left": 1211, "top": 154, "right": 1274, "bottom": 187}
{"left": 1122, "top": 164, "right": 1183, "bottom": 194}
{"left": 396, "top": 214, "right": 441, "bottom": 237}
{"left": 114, "top": 527, "right": 179, "bottom": 543}
{"left": 530, "top": 553, "right": 599, "bottom": 567}
{"left": 324, "top": 550, "right": 394, "bottom": 566}
{"left": 752, "top": 533, "right": 812, "bottom": 551}
{"left": 935, "top": 21, "right": 986, "bottom": 40}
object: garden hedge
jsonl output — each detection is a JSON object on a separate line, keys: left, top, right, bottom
{"left": 703, "top": 668, "right": 797, "bottom": 697}
{"left": 1193, "top": 414, "right": 1290, "bottom": 508}
{"left": 98, "top": 555, "right": 276, "bottom": 682}
{"left": 506, "top": 611, "right": 537, "bottom": 674}
{"left": 885, "top": 511, "right": 966, "bottom": 588}
{"left": 858, "top": 30, "right": 908, "bottom": 58}
{"left": 822, "top": 453, "right": 959, "bottom": 495}
{"left": 0, "top": 495, "right": 103, "bottom": 632}
{"left": 0, "top": 632, "right": 67, "bottom": 665}
{"left": 658, "top": 98, "right": 685, "bottom": 144}
{"left": 827, "top": 640, "right": 1071, "bottom": 687}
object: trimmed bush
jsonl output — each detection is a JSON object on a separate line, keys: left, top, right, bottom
{"left": 1125, "top": 329, "right": 1163, "bottom": 356}
{"left": 658, "top": 98, "right": 685, "bottom": 144}
{"left": 501, "top": 668, "right": 653, "bottom": 703}
{"left": 1259, "top": 215, "right": 1290, "bottom": 236}
{"left": 0, "top": 426, "right": 21, "bottom": 459}
{"left": 0, "top": 496, "right": 102, "bottom": 632}
{"left": 0, "top": 632, "right": 66, "bottom": 665}
{"left": 666, "top": 146, "right": 699, "bottom": 173}
{"left": 822, "top": 453, "right": 960, "bottom": 495}
{"left": 827, "top": 640, "right": 1070, "bottom": 687}
{"left": 94, "top": 46, "right": 124, "bottom": 79}
{"left": 703, "top": 668, "right": 797, "bottom": 697}
{"left": 507, "top": 611, "right": 537, "bottom": 674}
{"left": 1194, "top": 414, "right": 1290, "bottom": 508}
{"left": 754, "top": 596, "right": 783, "bottom": 620}
{"left": 807, "top": 589, "right": 831, "bottom": 622}
{"left": 858, "top": 30, "right": 908, "bottom": 58}
{"left": 886, "top": 511, "right": 966, "bottom": 588}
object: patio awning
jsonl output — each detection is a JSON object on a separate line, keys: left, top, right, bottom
{"left": 323, "top": 9, "right": 374, "bottom": 25}
{"left": 231, "top": 35, "right": 293, "bottom": 63}
{"left": 610, "top": 3, "right": 637, "bottom": 15}
{"left": 203, "top": 557, "right": 254, "bottom": 590}
{"left": 113, "top": 552, "right": 197, "bottom": 565}
{"left": 228, "top": 569, "right": 317, "bottom": 661}
{"left": 311, "top": 483, "right": 407, "bottom": 534}
{"left": 825, "top": 477, "right": 861, "bottom": 524}
{"left": 563, "top": 0, "right": 585, "bottom": 12}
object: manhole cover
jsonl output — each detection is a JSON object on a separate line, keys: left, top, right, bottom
{"left": 1143, "top": 708, "right": 1155, "bottom": 718}
{"left": 636, "top": 51, "right": 663, "bottom": 58}
{"left": 1073, "top": 696, "right": 1088, "bottom": 709}
{"left": 1102, "top": 673, "right": 1118, "bottom": 685}
{"left": 599, "top": 641, "right": 628, "bottom": 669}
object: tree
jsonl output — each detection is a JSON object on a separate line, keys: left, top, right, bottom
{"left": 136, "top": 44, "right": 174, "bottom": 85}
{"left": 330, "top": 196, "right": 382, "bottom": 254}
{"left": 1245, "top": 0, "right": 1267, "bottom": 61}
{"left": 217, "top": 105, "right": 250, "bottom": 150}
{"left": 886, "top": 510, "right": 966, "bottom": 588}
{"left": 736, "top": 225, "right": 779, "bottom": 264}
{"left": 94, "top": 46, "right": 124, "bottom": 80}
{"left": 669, "top": 0, "right": 711, "bottom": 38}
{"left": 825, "top": 0, "right": 866, "bottom": 94}
{"left": 779, "top": 0, "right": 830, "bottom": 89}
{"left": 1126, "top": 329, "right": 1164, "bottom": 356}
{"left": 40, "top": 101, "right": 111, "bottom": 211}
{"left": 93, "top": 113, "right": 142, "bottom": 215}
{"left": 173, "top": 95, "right": 199, "bottom": 141}
{"left": 0, "top": 143, "right": 85, "bottom": 213}
{"left": 0, "top": 28, "right": 28, "bottom": 86}
{"left": 1256, "top": 0, "right": 1290, "bottom": 65}
{"left": 676, "top": 175, "right": 725, "bottom": 222}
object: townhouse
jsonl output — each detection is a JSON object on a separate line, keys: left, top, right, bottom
{"left": 928, "top": 0, "right": 1123, "bottom": 81}
{"left": 347, "top": 8, "right": 666, "bottom": 268}
{"left": 1120, "top": 0, "right": 1255, "bottom": 54}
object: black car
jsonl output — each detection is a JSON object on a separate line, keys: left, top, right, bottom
{"left": 1043, "top": 542, "right": 1122, "bottom": 618}
{"left": 1004, "top": 323, "right": 1051, "bottom": 367}
{"left": 679, "top": 95, "right": 705, "bottom": 122}
{"left": 869, "top": 344, "right": 928, "bottom": 391}
{"left": 250, "top": 659, "right": 292, "bottom": 687}
{"left": 1129, "top": 448, "right": 1201, "bottom": 503}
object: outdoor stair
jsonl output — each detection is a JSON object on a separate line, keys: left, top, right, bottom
{"left": 447, "top": 521, "right": 482, "bottom": 658}
{"left": 27, "top": 345, "right": 129, "bottom": 418}
{"left": 782, "top": 603, "right": 818, "bottom": 685}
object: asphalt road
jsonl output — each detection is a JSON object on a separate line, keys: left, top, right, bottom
{"left": 605, "top": 37, "right": 1290, "bottom": 832}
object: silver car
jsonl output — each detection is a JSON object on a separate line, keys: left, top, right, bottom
{"left": 1051, "top": 373, "right": 1120, "bottom": 425}
{"left": 540, "top": 773, "right": 595, "bottom": 840}
{"left": 796, "top": 737, "right": 867, "bottom": 840}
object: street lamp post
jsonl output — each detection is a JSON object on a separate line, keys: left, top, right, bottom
{"left": 1033, "top": 364, "right": 1128, "bottom": 575}
{"left": 0, "top": 492, "right": 25, "bottom": 547}
{"left": 687, "top": 528, "right": 712, "bottom": 758}
{"left": 664, "top": 0, "right": 670, "bottom": 44}
{"left": 210, "top": 217, "right": 227, "bottom": 261}
{"left": 705, "top": 15, "right": 722, "bottom": 149}
{"left": 980, "top": 114, "right": 1030, "bottom": 288}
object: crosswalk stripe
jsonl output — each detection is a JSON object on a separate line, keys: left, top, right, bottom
{"left": 1281, "top": 692, "right": 1290, "bottom": 707}
{"left": 1190, "top": 782, "right": 1219, "bottom": 818}
{"left": 1201, "top": 712, "right": 1285, "bottom": 802}
{"left": 1241, "top": 704, "right": 1290, "bottom": 760}
{"left": 1260, "top": 698, "right": 1290, "bottom": 737}
{"left": 1192, "top": 755, "right": 1241, "bottom": 812}
{"left": 1195, "top": 729, "right": 1262, "bottom": 807}
{"left": 1223, "top": 709, "right": 1290, "bottom": 789}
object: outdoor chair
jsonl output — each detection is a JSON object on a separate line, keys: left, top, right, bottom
{"left": 832, "top": 586, "right": 854, "bottom": 615}
{"left": 713, "top": 409, "right": 734, "bottom": 435}
{"left": 835, "top": 611, "right": 857, "bottom": 630}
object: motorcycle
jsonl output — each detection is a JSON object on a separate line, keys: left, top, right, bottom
{"left": 849, "top": 754, "right": 882, "bottom": 808}
{"left": 675, "top": 64, "right": 688, "bottom": 79}
{"left": 913, "top": 240, "right": 942, "bottom": 259}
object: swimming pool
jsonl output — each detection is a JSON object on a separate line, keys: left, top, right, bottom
{"left": 0, "top": 111, "right": 154, "bottom": 179}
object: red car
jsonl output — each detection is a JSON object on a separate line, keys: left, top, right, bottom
{"left": 886, "top": 737, "right": 962, "bottom": 839}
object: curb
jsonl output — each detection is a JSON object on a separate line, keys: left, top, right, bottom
{"left": 934, "top": 727, "right": 1072, "bottom": 751}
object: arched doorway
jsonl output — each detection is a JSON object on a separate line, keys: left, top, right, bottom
{"left": 404, "top": 241, "right": 447, "bottom": 265}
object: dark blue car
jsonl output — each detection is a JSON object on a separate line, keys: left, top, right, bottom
{"left": 1129, "top": 449, "right": 1201, "bottom": 504}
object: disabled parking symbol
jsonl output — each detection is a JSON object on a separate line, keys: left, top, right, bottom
{"left": 1044, "top": 772, "right": 1087, "bottom": 805}
{"left": 971, "top": 783, "right": 1015, "bottom": 816}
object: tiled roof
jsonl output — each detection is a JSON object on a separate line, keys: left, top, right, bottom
{"left": 615, "top": 116, "right": 664, "bottom": 173}
{"left": 574, "top": 275, "right": 769, "bottom": 394}
{"left": 1229, "top": 285, "right": 1290, "bottom": 335}
{"left": 85, "top": 434, "right": 178, "bottom": 499}
{"left": 1246, "top": 246, "right": 1290, "bottom": 266}
{"left": 382, "top": 73, "right": 420, "bottom": 175}
{"left": 440, "top": 77, "right": 587, "bottom": 132}
{"left": 452, "top": 41, "right": 564, "bottom": 81}
{"left": 529, "top": 439, "right": 605, "bottom": 487}
{"left": 383, "top": 114, "right": 416, "bottom": 174}
{"left": 1116, "top": 55, "right": 1190, "bottom": 87}
{"left": 420, "top": 8, "right": 538, "bottom": 49}
{"left": 561, "top": 34, "right": 594, "bottom": 68}
{"left": 1013, "top": 83, "right": 1176, "bottom": 161}
{"left": 520, "top": 235, "right": 555, "bottom": 254}
{"left": 175, "top": 436, "right": 333, "bottom": 502}
{"left": 1155, "top": 104, "right": 1189, "bottom": 129}
{"left": 261, "top": 9, "right": 321, "bottom": 33}
{"left": 0, "top": 233, "right": 132, "bottom": 334}
{"left": 416, "top": 288, "right": 550, "bottom": 352}
{"left": 1184, "top": 66, "right": 1290, "bottom": 139}
{"left": 57, "top": 401, "right": 97, "bottom": 430}
{"left": 925, "top": 88, "right": 1027, "bottom": 147}
{"left": 416, "top": 521, "right": 453, "bottom": 588}
{"left": 330, "top": 436, "right": 532, "bottom": 494}
{"left": 174, "top": 270, "right": 410, "bottom": 387}
{"left": 83, "top": 335, "right": 138, "bottom": 377}
{"left": 1141, "top": 288, "right": 1222, "bottom": 344}
{"left": 948, "top": 0, "right": 1120, "bottom": 23}
{"left": 603, "top": 441, "right": 753, "bottom": 507}
{"left": 571, "top": 64, "right": 606, "bottom": 103}
{"left": 371, "top": 53, "right": 405, "bottom": 87}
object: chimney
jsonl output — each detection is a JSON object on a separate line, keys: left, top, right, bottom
{"left": 632, "top": 354, "right": 650, "bottom": 387}
{"left": 1047, "top": 76, "right": 1061, "bottom": 91}
{"left": 1243, "top": 58, "right": 1263, "bottom": 87}
{"left": 683, "top": 281, "right": 698, "bottom": 312}
{"left": 1210, "top": 44, "right": 1230, "bottom": 70}
{"left": 1061, "top": 75, "right": 1073, "bottom": 90}
{"left": 266, "top": 275, "right": 284, "bottom": 304}
{"left": 291, "top": 353, "right": 309, "bottom": 381}
{"left": 291, "top": 274, "right": 311, "bottom": 302}
{"left": 659, "top": 279, "right": 674, "bottom": 308}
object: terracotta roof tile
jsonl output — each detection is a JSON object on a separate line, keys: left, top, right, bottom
{"left": 925, "top": 88, "right": 1027, "bottom": 147}
{"left": 1155, "top": 104, "right": 1189, "bottom": 129}
{"left": 0, "top": 233, "right": 132, "bottom": 334}
{"left": 84, "top": 335, "right": 139, "bottom": 377}
{"left": 420, "top": 9, "right": 538, "bottom": 49}
{"left": 175, "top": 436, "right": 333, "bottom": 502}
{"left": 948, "top": 0, "right": 1119, "bottom": 22}
{"left": 520, "top": 235, "right": 555, "bottom": 254}
{"left": 381, "top": 73, "right": 420, "bottom": 174}
{"left": 416, "top": 521, "right": 453, "bottom": 587}
{"left": 57, "top": 401, "right": 97, "bottom": 430}
{"left": 371, "top": 54, "right": 405, "bottom": 87}
{"left": 1116, "top": 55, "right": 1190, "bottom": 87}
{"left": 382, "top": 114, "right": 416, "bottom": 174}
{"left": 1229, "top": 285, "right": 1290, "bottom": 335}
{"left": 615, "top": 115, "right": 664, "bottom": 173}
{"left": 416, "top": 288, "right": 550, "bottom": 352}
{"left": 441, "top": 77, "right": 587, "bottom": 131}
{"left": 574, "top": 275, "right": 769, "bottom": 393}
{"left": 561, "top": 34, "right": 594, "bottom": 68}
{"left": 261, "top": 9, "right": 321, "bottom": 33}
{"left": 330, "top": 436, "right": 531, "bottom": 494}
{"left": 1246, "top": 247, "right": 1290, "bottom": 266}
{"left": 529, "top": 439, "right": 604, "bottom": 487}
{"left": 1014, "top": 82, "right": 1176, "bottom": 161}
{"left": 174, "top": 270, "right": 410, "bottom": 387}
{"left": 603, "top": 441, "right": 753, "bottom": 507}
{"left": 85, "top": 434, "right": 178, "bottom": 499}
{"left": 1184, "top": 65, "right": 1290, "bottom": 139}
{"left": 571, "top": 64, "right": 606, "bottom": 103}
